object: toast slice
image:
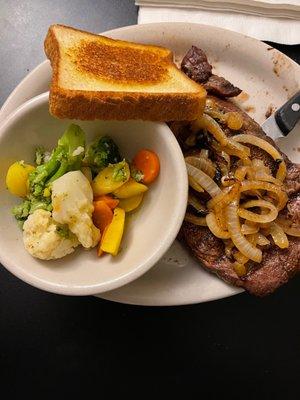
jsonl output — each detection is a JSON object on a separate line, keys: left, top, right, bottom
{"left": 44, "top": 25, "right": 206, "bottom": 121}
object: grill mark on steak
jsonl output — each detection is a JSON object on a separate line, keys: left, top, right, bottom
{"left": 178, "top": 95, "right": 300, "bottom": 296}
{"left": 181, "top": 46, "right": 241, "bottom": 98}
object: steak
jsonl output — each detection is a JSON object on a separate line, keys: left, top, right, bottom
{"left": 181, "top": 46, "right": 241, "bottom": 98}
{"left": 285, "top": 163, "right": 300, "bottom": 196}
{"left": 204, "top": 75, "right": 242, "bottom": 98}
{"left": 181, "top": 46, "right": 212, "bottom": 83}
{"left": 178, "top": 96, "right": 300, "bottom": 296}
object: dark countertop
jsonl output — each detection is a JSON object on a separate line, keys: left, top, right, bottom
{"left": 1, "top": 1, "right": 300, "bottom": 396}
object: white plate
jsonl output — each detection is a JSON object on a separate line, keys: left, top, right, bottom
{"left": 1, "top": 23, "right": 299, "bottom": 305}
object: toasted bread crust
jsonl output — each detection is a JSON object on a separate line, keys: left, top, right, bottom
{"left": 45, "top": 24, "right": 172, "bottom": 58}
{"left": 45, "top": 24, "right": 206, "bottom": 121}
{"left": 49, "top": 88, "right": 204, "bottom": 121}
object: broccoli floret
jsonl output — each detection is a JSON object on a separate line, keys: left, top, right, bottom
{"left": 13, "top": 197, "right": 52, "bottom": 217}
{"left": 35, "top": 146, "right": 51, "bottom": 166}
{"left": 112, "top": 160, "right": 128, "bottom": 182}
{"left": 29, "top": 197, "right": 52, "bottom": 213}
{"left": 12, "top": 197, "right": 52, "bottom": 227}
{"left": 28, "top": 124, "right": 85, "bottom": 196}
{"left": 12, "top": 200, "right": 31, "bottom": 222}
{"left": 83, "top": 135, "right": 121, "bottom": 175}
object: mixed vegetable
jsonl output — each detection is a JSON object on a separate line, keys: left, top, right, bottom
{"left": 6, "top": 124, "right": 160, "bottom": 260}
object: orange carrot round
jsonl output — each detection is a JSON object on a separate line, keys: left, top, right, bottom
{"left": 93, "top": 200, "right": 113, "bottom": 233}
{"left": 94, "top": 195, "right": 119, "bottom": 209}
{"left": 132, "top": 149, "right": 160, "bottom": 184}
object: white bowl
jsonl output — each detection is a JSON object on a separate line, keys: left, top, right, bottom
{"left": 0, "top": 92, "right": 188, "bottom": 295}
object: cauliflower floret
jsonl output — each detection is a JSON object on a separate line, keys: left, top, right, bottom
{"left": 23, "top": 209, "right": 79, "bottom": 260}
{"left": 51, "top": 171, "right": 100, "bottom": 248}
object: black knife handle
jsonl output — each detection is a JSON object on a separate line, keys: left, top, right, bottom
{"left": 275, "top": 91, "right": 300, "bottom": 136}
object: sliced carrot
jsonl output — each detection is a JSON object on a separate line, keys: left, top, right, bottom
{"left": 94, "top": 195, "right": 119, "bottom": 209}
{"left": 93, "top": 200, "right": 113, "bottom": 232}
{"left": 97, "top": 226, "right": 109, "bottom": 257}
{"left": 132, "top": 149, "right": 160, "bottom": 184}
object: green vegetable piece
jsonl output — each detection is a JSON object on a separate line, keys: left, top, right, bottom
{"left": 83, "top": 135, "right": 121, "bottom": 175}
{"left": 47, "top": 124, "right": 86, "bottom": 184}
{"left": 28, "top": 124, "right": 85, "bottom": 194}
{"left": 35, "top": 146, "right": 51, "bottom": 166}
{"left": 12, "top": 200, "right": 31, "bottom": 221}
{"left": 56, "top": 225, "right": 70, "bottom": 239}
{"left": 29, "top": 197, "right": 52, "bottom": 213}
{"left": 130, "top": 165, "right": 144, "bottom": 182}
{"left": 112, "top": 160, "right": 128, "bottom": 182}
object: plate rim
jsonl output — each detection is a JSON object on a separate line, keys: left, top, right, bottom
{"left": 1, "top": 22, "right": 299, "bottom": 305}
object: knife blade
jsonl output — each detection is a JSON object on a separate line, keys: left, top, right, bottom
{"left": 261, "top": 90, "right": 300, "bottom": 141}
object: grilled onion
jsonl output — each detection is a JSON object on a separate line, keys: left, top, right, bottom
{"left": 241, "top": 223, "right": 259, "bottom": 235}
{"left": 280, "top": 225, "right": 300, "bottom": 237}
{"left": 240, "top": 181, "right": 288, "bottom": 210}
{"left": 226, "top": 200, "right": 262, "bottom": 263}
{"left": 227, "top": 139, "right": 250, "bottom": 159}
{"left": 224, "top": 240, "right": 234, "bottom": 258}
{"left": 185, "top": 156, "right": 216, "bottom": 178}
{"left": 211, "top": 140, "right": 250, "bottom": 161}
{"left": 252, "top": 158, "right": 270, "bottom": 174}
{"left": 188, "top": 194, "right": 207, "bottom": 215}
{"left": 226, "top": 112, "right": 244, "bottom": 130}
{"left": 186, "top": 163, "right": 221, "bottom": 198}
{"left": 195, "top": 115, "right": 250, "bottom": 159}
{"left": 206, "top": 212, "right": 231, "bottom": 239}
{"left": 254, "top": 172, "right": 283, "bottom": 186}
{"left": 188, "top": 176, "right": 204, "bottom": 192}
{"left": 221, "top": 175, "right": 238, "bottom": 187}
{"left": 238, "top": 199, "right": 278, "bottom": 223}
{"left": 276, "top": 218, "right": 300, "bottom": 237}
{"left": 232, "top": 134, "right": 286, "bottom": 181}
{"left": 233, "top": 262, "right": 247, "bottom": 277}
{"left": 233, "top": 250, "right": 249, "bottom": 265}
{"left": 256, "top": 233, "right": 270, "bottom": 246}
{"left": 215, "top": 208, "right": 228, "bottom": 230}
{"left": 194, "top": 114, "right": 228, "bottom": 146}
{"left": 205, "top": 99, "right": 227, "bottom": 122}
{"left": 208, "top": 183, "right": 240, "bottom": 210}
{"left": 221, "top": 151, "right": 231, "bottom": 168}
{"left": 269, "top": 222, "right": 289, "bottom": 249}
{"left": 235, "top": 166, "right": 251, "bottom": 181}
{"left": 184, "top": 213, "right": 207, "bottom": 226}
